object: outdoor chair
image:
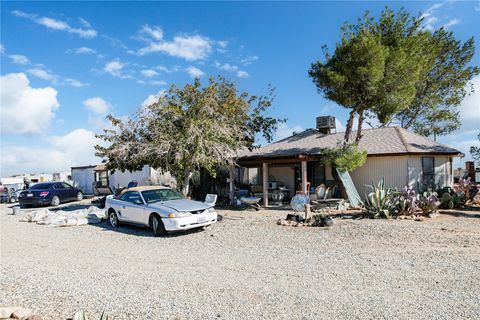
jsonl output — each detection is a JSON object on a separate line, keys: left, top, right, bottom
{"left": 204, "top": 194, "right": 218, "bottom": 207}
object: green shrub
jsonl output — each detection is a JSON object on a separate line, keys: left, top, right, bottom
{"left": 321, "top": 143, "right": 367, "bottom": 172}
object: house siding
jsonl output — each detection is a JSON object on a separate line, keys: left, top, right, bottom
{"left": 71, "top": 167, "right": 95, "bottom": 194}
{"left": 351, "top": 155, "right": 453, "bottom": 198}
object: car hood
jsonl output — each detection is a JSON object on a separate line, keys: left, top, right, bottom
{"left": 149, "top": 199, "right": 211, "bottom": 212}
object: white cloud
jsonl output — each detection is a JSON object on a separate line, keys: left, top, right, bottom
{"left": 421, "top": 1, "right": 460, "bottom": 31}
{"left": 185, "top": 66, "right": 205, "bottom": 78}
{"left": 149, "top": 80, "right": 167, "bottom": 85}
{"left": 240, "top": 55, "right": 259, "bottom": 65}
{"left": 142, "top": 90, "right": 166, "bottom": 107}
{"left": 136, "top": 25, "right": 213, "bottom": 61}
{"left": 83, "top": 97, "right": 111, "bottom": 115}
{"left": 458, "top": 75, "right": 480, "bottom": 132}
{"left": 67, "top": 47, "right": 96, "bottom": 54}
{"left": 215, "top": 62, "right": 238, "bottom": 72}
{"left": 27, "top": 67, "right": 57, "bottom": 82}
{"left": 103, "top": 60, "right": 126, "bottom": 78}
{"left": 141, "top": 25, "right": 164, "bottom": 41}
{"left": 237, "top": 70, "right": 249, "bottom": 78}
{"left": 141, "top": 69, "right": 159, "bottom": 78}
{"left": 443, "top": 18, "right": 460, "bottom": 29}
{"left": 12, "top": 10, "right": 97, "bottom": 38}
{"left": 64, "top": 78, "right": 88, "bottom": 87}
{"left": 9, "top": 54, "right": 29, "bottom": 65}
{"left": 275, "top": 122, "right": 305, "bottom": 140}
{"left": 0, "top": 73, "right": 59, "bottom": 134}
{"left": 1, "top": 129, "right": 103, "bottom": 176}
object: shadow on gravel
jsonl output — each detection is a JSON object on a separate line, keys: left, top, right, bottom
{"left": 91, "top": 218, "right": 220, "bottom": 238}
{"left": 440, "top": 208, "right": 480, "bottom": 219}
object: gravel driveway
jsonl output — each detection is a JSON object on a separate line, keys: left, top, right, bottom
{"left": 1, "top": 203, "right": 479, "bottom": 319}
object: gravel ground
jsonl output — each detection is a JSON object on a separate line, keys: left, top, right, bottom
{"left": 1, "top": 202, "right": 479, "bottom": 320}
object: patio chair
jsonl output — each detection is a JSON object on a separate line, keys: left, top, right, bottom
{"left": 204, "top": 194, "right": 218, "bottom": 207}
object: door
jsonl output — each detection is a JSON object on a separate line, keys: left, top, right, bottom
{"left": 53, "top": 183, "right": 68, "bottom": 202}
{"left": 62, "top": 182, "right": 77, "bottom": 200}
{"left": 118, "top": 191, "right": 146, "bottom": 224}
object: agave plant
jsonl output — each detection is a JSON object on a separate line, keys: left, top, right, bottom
{"left": 396, "top": 185, "right": 417, "bottom": 216}
{"left": 363, "top": 178, "right": 398, "bottom": 219}
{"left": 73, "top": 310, "right": 109, "bottom": 320}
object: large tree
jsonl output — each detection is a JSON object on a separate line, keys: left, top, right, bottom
{"left": 396, "top": 28, "right": 478, "bottom": 139}
{"left": 309, "top": 9, "right": 426, "bottom": 143}
{"left": 309, "top": 7, "right": 478, "bottom": 143}
{"left": 95, "top": 77, "right": 283, "bottom": 195}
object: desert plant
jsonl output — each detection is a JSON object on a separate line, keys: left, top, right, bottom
{"left": 311, "top": 212, "right": 334, "bottom": 227}
{"left": 417, "top": 190, "right": 440, "bottom": 216}
{"left": 363, "top": 178, "right": 398, "bottom": 219}
{"left": 396, "top": 185, "right": 417, "bottom": 215}
{"left": 73, "top": 310, "right": 109, "bottom": 320}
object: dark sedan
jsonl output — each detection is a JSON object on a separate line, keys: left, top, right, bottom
{"left": 19, "top": 182, "right": 83, "bottom": 208}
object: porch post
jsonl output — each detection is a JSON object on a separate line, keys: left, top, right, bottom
{"left": 229, "top": 161, "right": 235, "bottom": 206}
{"left": 262, "top": 162, "right": 268, "bottom": 207}
{"left": 301, "top": 160, "right": 307, "bottom": 194}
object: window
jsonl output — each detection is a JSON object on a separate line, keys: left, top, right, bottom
{"left": 422, "top": 157, "right": 435, "bottom": 188}
{"left": 141, "top": 189, "right": 183, "bottom": 204}
{"left": 120, "top": 191, "right": 143, "bottom": 205}
{"left": 62, "top": 183, "right": 73, "bottom": 189}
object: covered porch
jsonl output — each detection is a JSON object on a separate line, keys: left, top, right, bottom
{"left": 229, "top": 154, "right": 339, "bottom": 207}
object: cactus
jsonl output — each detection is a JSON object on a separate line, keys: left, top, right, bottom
{"left": 362, "top": 178, "right": 398, "bottom": 219}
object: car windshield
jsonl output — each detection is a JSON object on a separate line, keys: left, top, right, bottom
{"left": 141, "top": 189, "right": 183, "bottom": 203}
{"left": 30, "top": 183, "right": 53, "bottom": 190}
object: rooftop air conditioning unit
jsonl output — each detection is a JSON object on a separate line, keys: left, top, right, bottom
{"left": 316, "top": 116, "right": 336, "bottom": 134}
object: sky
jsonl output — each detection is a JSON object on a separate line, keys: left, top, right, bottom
{"left": 1, "top": 1, "right": 479, "bottom": 176}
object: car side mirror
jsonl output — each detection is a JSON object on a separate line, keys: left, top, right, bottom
{"left": 133, "top": 199, "right": 143, "bottom": 205}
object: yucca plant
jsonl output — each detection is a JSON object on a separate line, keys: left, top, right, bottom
{"left": 73, "top": 310, "right": 109, "bottom": 320}
{"left": 363, "top": 178, "right": 398, "bottom": 219}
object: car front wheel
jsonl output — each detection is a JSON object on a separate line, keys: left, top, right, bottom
{"left": 109, "top": 210, "right": 119, "bottom": 228}
{"left": 151, "top": 214, "right": 166, "bottom": 237}
{"left": 51, "top": 195, "right": 60, "bottom": 206}
{"left": 76, "top": 192, "right": 83, "bottom": 201}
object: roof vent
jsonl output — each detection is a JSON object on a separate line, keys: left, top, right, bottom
{"left": 316, "top": 116, "right": 336, "bottom": 134}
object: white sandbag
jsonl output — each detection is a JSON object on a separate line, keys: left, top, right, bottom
{"left": 31, "top": 209, "right": 50, "bottom": 222}
{"left": 20, "top": 212, "right": 33, "bottom": 222}
{"left": 76, "top": 217, "right": 89, "bottom": 226}
{"left": 49, "top": 217, "right": 68, "bottom": 227}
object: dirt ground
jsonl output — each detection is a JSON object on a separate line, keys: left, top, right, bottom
{"left": 1, "top": 201, "right": 479, "bottom": 319}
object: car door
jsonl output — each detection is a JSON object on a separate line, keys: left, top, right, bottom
{"left": 53, "top": 183, "right": 67, "bottom": 202}
{"left": 62, "top": 182, "right": 77, "bottom": 200}
{"left": 118, "top": 191, "right": 146, "bottom": 225}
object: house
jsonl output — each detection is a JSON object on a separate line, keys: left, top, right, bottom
{"left": 71, "top": 164, "right": 175, "bottom": 195}
{"left": 234, "top": 116, "right": 462, "bottom": 206}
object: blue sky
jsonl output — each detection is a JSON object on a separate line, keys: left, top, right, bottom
{"left": 1, "top": 1, "right": 479, "bottom": 176}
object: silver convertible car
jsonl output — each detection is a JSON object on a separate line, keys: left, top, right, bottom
{"left": 105, "top": 186, "right": 217, "bottom": 236}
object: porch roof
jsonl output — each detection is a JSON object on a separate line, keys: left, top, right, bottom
{"left": 237, "top": 126, "right": 461, "bottom": 160}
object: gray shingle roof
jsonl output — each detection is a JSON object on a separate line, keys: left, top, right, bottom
{"left": 238, "top": 126, "right": 461, "bottom": 159}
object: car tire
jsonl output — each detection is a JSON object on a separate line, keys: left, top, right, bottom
{"left": 151, "top": 214, "right": 166, "bottom": 237}
{"left": 51, "top": 195, "right": 60, "bottom": 206}
{"left": 108, "top": 209, "right": 119, "bottom": 228}
{"left": 76, "top": 192, "right": 83, "bottom": 201}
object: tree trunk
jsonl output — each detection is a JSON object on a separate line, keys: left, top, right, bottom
{"left": 355, "top": 109, "right": 365, "bottom": 144}
{"left": 181, "top": 170, "right": 193, "bottom": 196}
{"left": 344, "top": 110, "right": 356, "bottom": 143}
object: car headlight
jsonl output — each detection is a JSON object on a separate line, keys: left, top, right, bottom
{"left": 168, "top": 212, "right": 191, "bottom": 218}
